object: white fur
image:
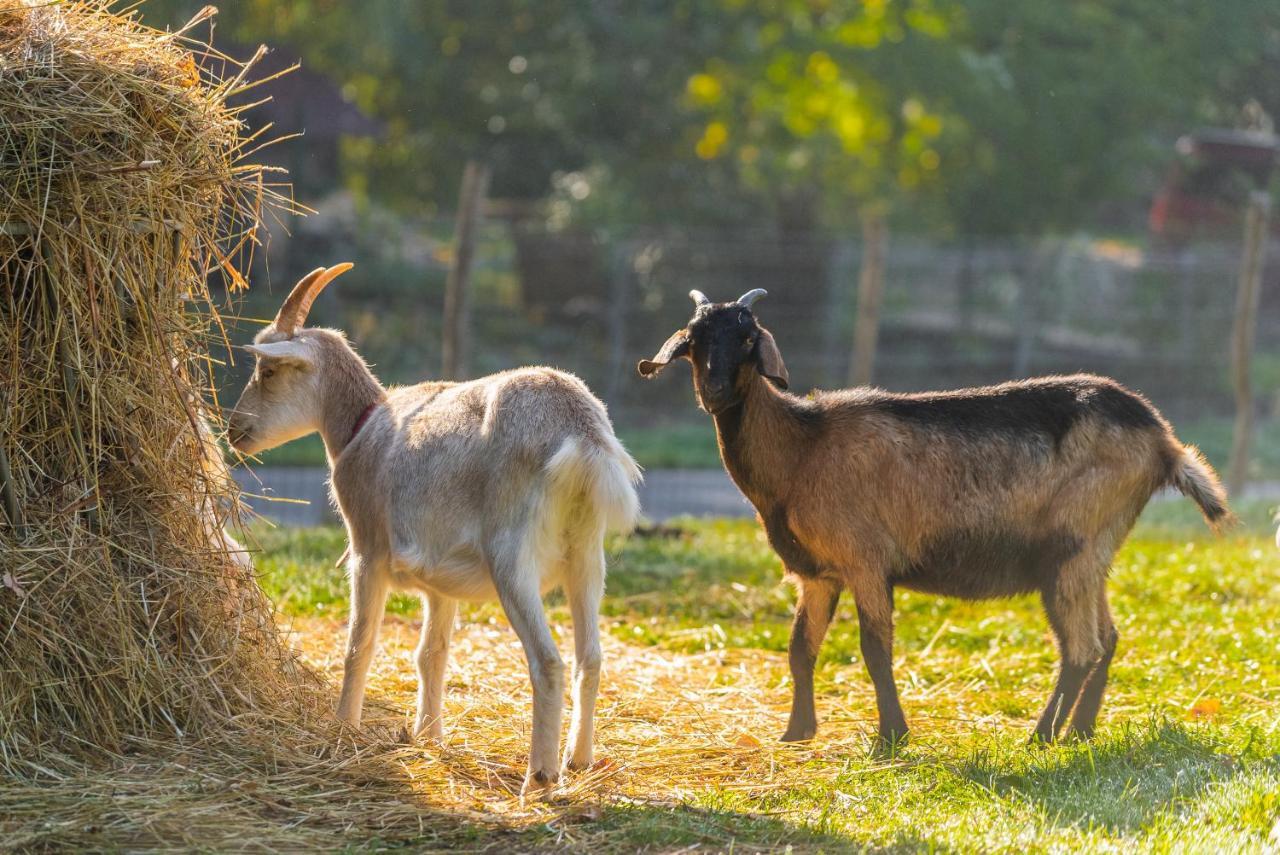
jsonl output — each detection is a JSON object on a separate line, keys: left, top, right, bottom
{"left": 229, "top": 331, "right": 641, "bottom": 798}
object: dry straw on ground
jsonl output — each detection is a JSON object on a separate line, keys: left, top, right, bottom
{"left": 0, "top": 4, "right": 837, "bottom": 851}
{"left": 0, "top": 4, "right": 887, "bottom": 851}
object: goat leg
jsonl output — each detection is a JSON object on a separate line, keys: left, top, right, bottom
{"left": 1067, "top": 591, "right": 1118, "bottom": 740}
{"left": 336, "top": 556, "right": 389, "bottom": 728}
{"left": 495, "top": 561, "right": 565, "bottom": 797}
{"left": 1033, "top": 574, "right": 1103, "bottom": 743}
{"left": 853, "top": 580, "right": 908, "bottom": 749}
{"left": 781, "top": 576, "right": 840, "bottom": 742}
{"left": 413, "top": 592, "right": 457, "bottom": 742}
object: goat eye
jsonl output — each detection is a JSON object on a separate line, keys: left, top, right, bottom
{"left": 259, "top": 366, "right": 275, "bottom": 380}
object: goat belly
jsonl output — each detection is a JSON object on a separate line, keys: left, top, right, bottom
{"left": 891, "top": 528, "right": 1083, "bottom": 599}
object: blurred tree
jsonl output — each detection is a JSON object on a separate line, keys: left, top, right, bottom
{"left": 940, "top": 0, "right": 1280, "bottom": 237}
{"left": 138, "top": 0, "right": 1280, "bottom": 235}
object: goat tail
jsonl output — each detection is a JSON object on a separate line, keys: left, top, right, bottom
{"left": 1169, "top": 443, "right": 1235, "bottom": 532}
{"left": 546, "top": 434, "right": 643, "bottom": 534}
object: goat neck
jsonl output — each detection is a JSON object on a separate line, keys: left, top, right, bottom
{"left": 318, "top": 342, "right": 387, "bottom": 465}
{"left": 711, "top": 371, "right": 812, "bottom": 508}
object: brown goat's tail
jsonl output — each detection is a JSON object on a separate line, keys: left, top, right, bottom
{"left": 1170, "top": 445, "right": 1235, "bottom": 532}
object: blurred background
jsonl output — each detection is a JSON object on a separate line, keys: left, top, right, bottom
{"left": 141, "top": 0, "right": 1280, "bottom": 522}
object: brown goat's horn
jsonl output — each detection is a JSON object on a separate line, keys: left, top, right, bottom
{"left": 689, "top": 289, "right": 711, "bottom": 307}
{"left": 273, "top": 262, "right": 354, "bottom": 335}
{"left": 736, "top": 288, "right": 767, "bottom": 308}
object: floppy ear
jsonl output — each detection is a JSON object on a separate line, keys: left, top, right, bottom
{"left": 637, "top": 330, "right": 691, "bottom": 377}
{"left": 755, "top": 327, "right": 788, "bottom": 389}
{"left": 244, "top": 340, "right": 314, "bottom": 368}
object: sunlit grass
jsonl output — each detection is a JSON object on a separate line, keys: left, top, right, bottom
{"left": 249, "top": 504, "right": 1280, "bottom": 852}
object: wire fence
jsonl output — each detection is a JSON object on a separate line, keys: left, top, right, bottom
{"left": 226, "top": 217, "right": 1280, "bottom": 489}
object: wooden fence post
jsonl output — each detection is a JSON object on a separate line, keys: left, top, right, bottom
{"left": 441, "top": 160, "right": 491, "bottom": 381}
{"left": 1226, "top": 190, "right": 1271, "bottom": 496}
{"left": 849, "top": 207, "right": 888, "bottom": 387}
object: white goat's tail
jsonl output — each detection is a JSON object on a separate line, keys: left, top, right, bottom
{"left": 546, "top": 435, "right": 642, "bottom": 534}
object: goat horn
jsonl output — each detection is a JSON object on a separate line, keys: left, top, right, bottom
{"left": 273, "top": 262, "right": 354, "bottom": 335}
{"left": 736, "top": 288, "right": 767, "bottom": 308}
{"left": 689, "top": 289, "right": 711, "bottom": 307}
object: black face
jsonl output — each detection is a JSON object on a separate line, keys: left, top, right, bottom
{"left": 685, "top": 303, "right": 761, "bottom": 414}
{"left": 638, "top": 290, "right": 788, "bottom": 411}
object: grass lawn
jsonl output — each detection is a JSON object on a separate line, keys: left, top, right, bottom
{"left": 244, "top": 500, "right": 1280, "bottom": 852}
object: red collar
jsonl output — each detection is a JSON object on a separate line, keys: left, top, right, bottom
{"left": 349, "top": 402, "right": 378, "bottom": 446}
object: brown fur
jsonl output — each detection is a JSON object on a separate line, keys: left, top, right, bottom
{"left": 640, "top": 296, "right": 1231, "bottom": 746}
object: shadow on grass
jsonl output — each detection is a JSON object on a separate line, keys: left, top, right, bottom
{"left": 548, "top": 800, "right": 899, "bottom": 853}
{"left": 953, "top": 718, "right": 1267, "bottom": 835}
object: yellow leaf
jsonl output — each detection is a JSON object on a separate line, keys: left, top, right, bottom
{"left": 687, "top": 73, "right": 723, "bottom": 105}
{"left": 1189, "top": 698, "right": 1222, "bottom": 719}
{"left": 734, "top": 733, "right": 761, "bottom": 748}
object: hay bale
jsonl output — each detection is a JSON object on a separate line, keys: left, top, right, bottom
{"left": 0, "top": 9, "right": 501, "bottom": 849}
{"left": 0, "top": 0, "right": 301, "bottom": 764}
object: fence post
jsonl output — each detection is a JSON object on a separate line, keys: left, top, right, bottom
{"left": 441, "top": 160, "right": 490, "bottom": 381}
{"left": 849, "top": 207, "right": 888, "bottom": 387}
{"left": 1226, "top": 190, "right": 1271, "bottom": 496}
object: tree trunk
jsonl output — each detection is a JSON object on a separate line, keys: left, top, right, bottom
{"left": 849, "top": 208, "right": 889, "bottom": 387}
{"left": 1226, "top": 190, "right": 1271, "bottom": 495}
{"left": 441, "top": 160, "right": 490, "bottom": 381}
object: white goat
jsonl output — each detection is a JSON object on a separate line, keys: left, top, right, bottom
{"left": 228, "top": 264, "right": 641, "bottom": 793}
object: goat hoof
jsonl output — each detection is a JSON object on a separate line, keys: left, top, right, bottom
{"left": 780, "top": 725, "right": 816, "bottom": 743}
{"left": 521, "top": 768, "right": 560, "bottom": 799}
{"left": 561, "top": 755, "right": 593, "bottom": 774}
{"left": 873, "top": 728, "right": 909, "bottom": 755}
{"left": 1066, "top": 725, "right": 1096, "bottom": 742}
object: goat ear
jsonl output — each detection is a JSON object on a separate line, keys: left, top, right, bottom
{"left": 244, "top": 340, "right": 313, "bottom": 367}
{"left": 637, "top": 330, "right": 690, "bottom": 377}
{"left": 755, "top": 327, "right": 788, "bottom": 389}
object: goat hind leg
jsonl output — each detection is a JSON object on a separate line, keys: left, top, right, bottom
{"left": 1067, "top": 590, "right": 1118, "bottom": 740}
{"left": 413, "top": 592, "right": 457, "bottom": 742}
{"left": 561, "top": 543, "right": 604, "bottom": 773}
{"left": 494, "top": 559, "right": 565, "bottom": 795}
{"left": 1033, "top": 573, "right": 1103, "bottom": 744}
{"left": 781, "top": 576, "right": 840, "bottom": 743}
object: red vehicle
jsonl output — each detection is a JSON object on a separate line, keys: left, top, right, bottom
{"left": 1150, "top": 128, "right": 1279, "bottom": 242}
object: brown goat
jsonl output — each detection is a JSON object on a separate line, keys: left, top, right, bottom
{"left": 639, "top": 289, "right": 1232, "bottom": 747}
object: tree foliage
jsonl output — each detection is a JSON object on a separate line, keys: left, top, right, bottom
{"left": 140, "top": 0, "right": 1280, "bottom": 236}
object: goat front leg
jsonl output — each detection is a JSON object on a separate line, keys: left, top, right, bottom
{"left": 335, "top": 554, "right": 389, "bottom": 728}
{"left": 781, "top": 575, "right": 841, "bottom": 743}
{"left": 494, "top": 559, "right": 564, "bottom": 797}
{"left": 561, "top": 545, "right": 604, "bottom": 773}
{"left": 852, "top": 576, "right": 908, "bottom": 748}
{"left": 413, "top": 592, "right": 457, "bottom": 742}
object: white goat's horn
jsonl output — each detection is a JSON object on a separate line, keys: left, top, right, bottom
{"left": 273, "top": 262, "right": 354, "bottom": 335}
{"left": 689, "top": 289, "right": 711, "bottom": 307}
{"left": 736, "top": 288, "right": 767, "bottom": 308}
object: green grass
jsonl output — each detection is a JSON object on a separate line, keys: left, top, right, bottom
{"left": 248, "top": 503, "right": 1280, "bottom": 852}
